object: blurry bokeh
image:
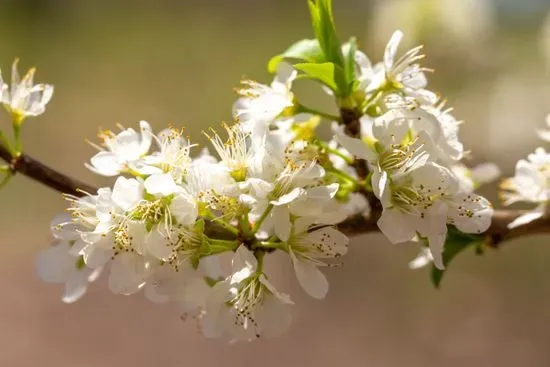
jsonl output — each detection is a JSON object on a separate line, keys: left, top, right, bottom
{"left": 2, "top": 0, "right": 550, "bottom": 366}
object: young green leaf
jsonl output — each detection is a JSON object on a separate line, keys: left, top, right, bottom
{"left": 294, "top": 62, "right": 347, "bottom": 96}
{"left": 308, "top": 0, "right": 345, "bottom": 69}
{"left": 267, "top": 39, "right": 325, "bottom": 73}
{"left": 431, "top": 226, "right": 483, "bottom": 288}
{"left": 342, "top": 37, "right": 357, "bottom": 95}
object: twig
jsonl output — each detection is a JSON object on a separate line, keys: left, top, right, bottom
{"left": 0, "top": 143, "right": 96, "bottom": 196}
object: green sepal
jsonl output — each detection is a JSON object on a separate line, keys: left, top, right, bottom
{"left": 75, "top": 256, "right": 86, "bottom": 270}
{"left": 194, "top": 218, "right": 205, "bottom": 234}
{"left": 204, "top": 276, "right": 220, "bottom": 288}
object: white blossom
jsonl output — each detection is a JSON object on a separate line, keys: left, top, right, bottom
{"left": 203, "top": 246, "right": 292, "bottom": 340}
{"left": 233, "top": 63, "right": 297, "bottom": 138}
{"left": 140, "top": 127, "right": 194, "bottom": 181}
{"left": 337, "top": 113, "right": 492, "bottom": 269}
{"left": 86, "top": 120, "right": 153, "bottom": 176}
{"left": 205, "top": 123, "right": 253, "bottom": 182}
{"left": 501, "top": 147, "right": 550, "bottom": 228}
{"left": 356, "top": 31, "right": 436, "bottom": 104}
{"left": 36, "top": 214, "right": 102, "bottom": 303}
{"left": 451, "top": 162, "right": 501, "bottom": 192}
{"left": 285, "top": 219, "right": 348, "bottom": 299}
{"left": 0, "top": 59, "right": 53, "bottom": 122}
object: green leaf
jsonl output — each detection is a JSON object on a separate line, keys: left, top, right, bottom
{"left": 308, "top": 0, "right": 345, "bottom": 68}
{"left": 294, "top": 62, "right": 347, "bottom": 95}
{"left": 342, "top": 37, "right": 357, "bottom": 94}
{"left": 267, "top": 39, "right": 325, "bottom": 73}
{"left": 430, "top": 226, "right": 483, "bottom": 288}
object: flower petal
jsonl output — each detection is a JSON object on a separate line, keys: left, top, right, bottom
{"left": 112, "top": 176, "right": 143, "bottom": 211}
{"left": 291, "top": 252, "right": 329, "bottom": 300}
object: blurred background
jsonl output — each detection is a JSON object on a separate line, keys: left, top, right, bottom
{"left": 1, "top": 0, "right": 550, "bottom": 366}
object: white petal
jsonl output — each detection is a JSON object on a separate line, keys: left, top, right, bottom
{"left": 291, "top": 252, "right": 329, "bottom": 300}
{"left": 36, "top": 243, "right": 72, "bottom": 283}
{"left": 231, "top": 246, "right": 257, "bottom": 282}
{"left": 83, "top": 237, "right": 113, "bottom": 268}
{"left": 144, "top": 173, "right": 178, "bottom": 197}
{"left": 293, "top": 217, "right": 316, "bottom": 234}
{"left": 307, "top": 227, "right": 349, "bottom": 257}
{"left": 507, "top": 209, "right": 544, "bottom": 229}
{"left": 334, "top": 132, "right": 374, "bottom": 161}
{"left": 272, "top": 62, "right": 297, "bottom": 93}
{"left": 272, "top": 206, "right": 291, "bottom": 242}
{"left": 62, "top": 276, "right": 88, "bottom": 304}
{"left": 428, "top": 233, "right": 447, "bottom": 270}
{"left": 145, "top": 229, "right": 173, "bottom": 261}
{"left": 198, "top": 254, "right": 224, "bottom": 279}
{"left": 471, "top": 162, "right": 501, "bottom": 185}
{"left": 138, "top": 120, "right": 153, "bottom": 154}
{"left": 450, "top": 194, "right": 493, "bottom": 234}
{"left": 108, "top": 253, "right": 148, "bottom": 295}
{"left": 50, "top": 213, "right": 78, "bottom": 240}
{"left": 271, "top": 187, "right": 304, "bottom": 206}
{"left": 112, "top": 176, "right": 143, "bottom": 211}
{"left": 384, "top": 30, "right": 403, "bottom": 70}
{"left": 377, "top": 208, "right": 417, "bottom": 244}
{"left": 144, "top": 283, "right": 171, "bottom": 303}
{"left": 372, "top": 169, "right": 388, "bottom": 199}
{"left": 256, "top": 294, "right": 292, "bottom": 338}
{"left": 87, "top": 151, "right": 123, "bottom": 176}
{"left": 408, "top": 247, "right": 433, "bottom": 269}
{"left": 170, "top": 194, "right": 198, "bottom": 226}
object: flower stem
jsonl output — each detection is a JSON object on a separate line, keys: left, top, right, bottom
{"left": 326, "top": 167, "right": 360, "bottom": 186}
{"left": 12, "top": 123, "right": 22, "bottom": 156}
{"left": 0, "top": 171, "right": 12, "bottom": 189}
{"left": 212, "top": 218, "right": 240, "bottom": 236}
{"left": 297, "top": 104, "right": 340, "bottom": 122}
{"left": 259, "top": 241, "right": 284, "bottom": 250}
{"left": 240, "top": 214, "right": 253, "bottom": 239}
{"left": 256, "top": 250, "right": 265, "bottom": 272}
{"left": 253, "top": 204, "right": 273, "bottom": 234}
{"left": 0, "top": 130, "right": 15, "bottom": 157}
{"left": 317, "top": 140, "right": 354, "bottom": 164}
{"left": 209, "top": 239, "right": 240, "bottom": 252}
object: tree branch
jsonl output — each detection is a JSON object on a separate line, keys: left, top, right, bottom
{"left": 0, "top": 143, "right": 97, "bottom": 197}
{"left": 336, "top": 209, "right": 550, "bottom": 248}
{"left": 1, "top": 142, "right": 548, "bottom": 247}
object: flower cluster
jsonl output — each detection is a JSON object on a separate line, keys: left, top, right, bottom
{"left": 29, "top": 8, "right": 499, "bottom": 339}
{"left": 37, "top": 114, "right": 353, "bottom": 340}
{"left": 332, "top": 31, "right": 495, "bottom": 269}
{"left": 500, "top": 116, "right": 550, "bottom": 229}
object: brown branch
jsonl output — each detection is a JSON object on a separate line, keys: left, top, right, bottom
{"left": 336, "top": 209, "right": 550, "bottom": 248}
{"left": 340, "top": 107, "right": 382, "bottom": 212}
{"left": 0, "top": 143, "right": 97, "bottom": 196}
{"left": 1, "top": 142, "right": 549, "bottom": 247}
